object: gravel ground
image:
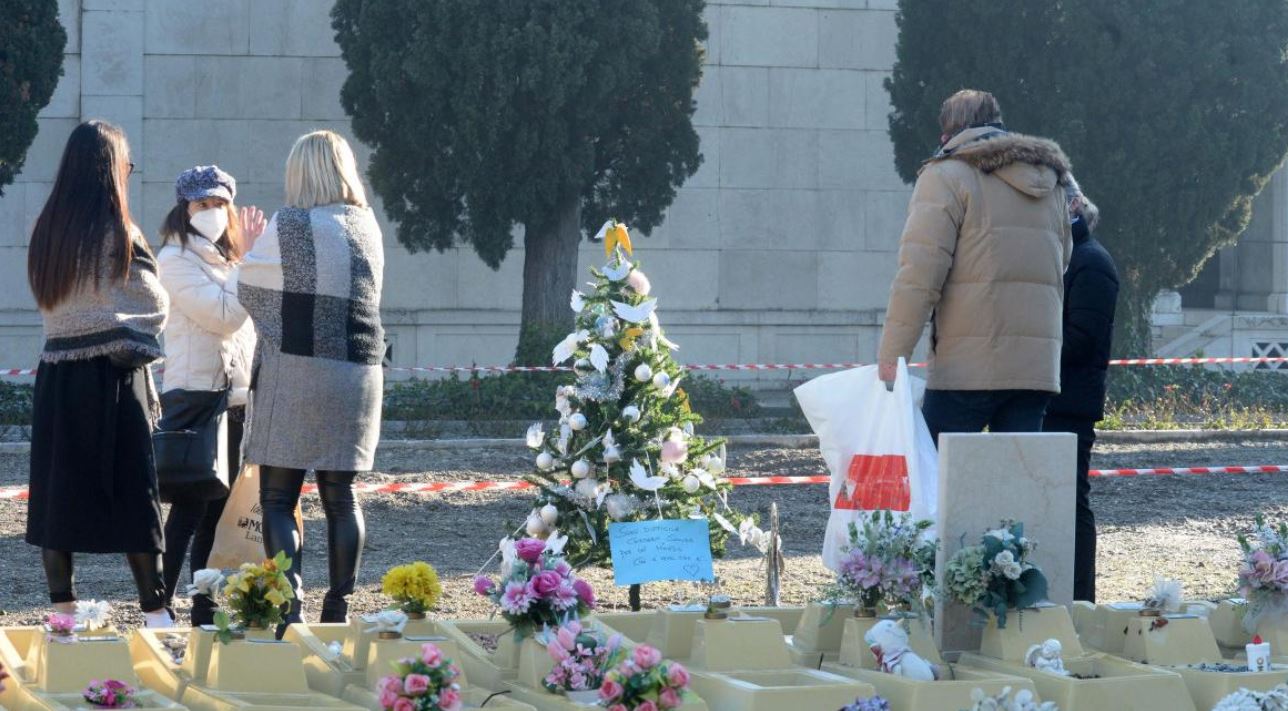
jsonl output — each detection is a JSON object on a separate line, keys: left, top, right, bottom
{"left": 1, "top": 437, "right": 1286, "bottom": 629}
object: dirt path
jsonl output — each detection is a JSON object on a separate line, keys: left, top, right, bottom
{"left": 1, "top": 438, "right": 1285, "bottom": 629}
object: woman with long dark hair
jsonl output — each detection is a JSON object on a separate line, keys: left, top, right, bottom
{"left": 155, "top": 165, "right": 264, "bottom": 625}
{"left": 26, "top": 120, "right": 172, "bottom": 626}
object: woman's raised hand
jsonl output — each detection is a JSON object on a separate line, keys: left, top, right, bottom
{"left": 239, "top": 205, "right": 267, "bottom": 248}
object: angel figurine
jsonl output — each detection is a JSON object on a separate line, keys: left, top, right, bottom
{"left": 864, "top": 619, "right": 937, "bottom": 680}
{"left": 1024, "top": 639, "right": 1070, "bottom": 676}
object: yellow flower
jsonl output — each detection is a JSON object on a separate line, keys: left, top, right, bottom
{"left": 381, "top": 561, "right": 442, "bottom": 612}
{"left": 619, "top": 326, "right": 645, "bottom": 351}
{"left": 265, "top": 589, "right": 286, "bottom": 607}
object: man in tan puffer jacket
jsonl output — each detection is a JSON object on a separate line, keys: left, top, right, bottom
{"left": 878, "top": 90, "right": 1073, "bottom": 442}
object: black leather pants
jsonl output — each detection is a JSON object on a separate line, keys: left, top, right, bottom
{"left": 42, "top": 549, "right": 167, "bottom": 613}
{"left": 259, "top": 466, "right": 364, "bottom": 625}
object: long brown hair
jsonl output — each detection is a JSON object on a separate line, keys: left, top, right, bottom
{"left": 28, "top": 121, "right": 142, "bottom": 310}
{"left": 159, "top": 200, "right": 245, "bottom": 262}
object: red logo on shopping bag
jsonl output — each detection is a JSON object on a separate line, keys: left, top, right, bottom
{"left": 834, "top": 454, "right": 910, "bottom": 511}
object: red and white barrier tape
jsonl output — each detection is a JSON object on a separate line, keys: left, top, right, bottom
{"left": 4, "top": 355, "right": 1288, "bottom": 377}
{"left": 0, "top": 466, "right": 1285, "bottom": 501}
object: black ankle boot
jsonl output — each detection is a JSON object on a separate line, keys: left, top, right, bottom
{"left": 320, "top": 594, "right": 348, "bottom": 624}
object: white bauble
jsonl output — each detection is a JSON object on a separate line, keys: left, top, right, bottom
{"left": 621, "top": 405, "right": 641, "bottom": 423}
{"left": 682, "top": 475, "right": 701, "bottom": 494}
{"left": 652, "top": 372, "right": 671, "bottom": 389}
{"left": 540, "top": 503, "right": 559, "bottom": 526}
{"left": 571, "top": 459, "right": 593, "bottom": 479}
{"left": 634, "top": 364, "right": 653, "bottom": 382}
{"left": 568, "top": 413, "right": 588, "bottom": 431}
{"left": 535, "top": 452, "right": 555, "bottom": 470}
{"left": 708, "top": 456, "right": 726, "bottom": 475}
{"left": 575, "top": 478, "right": 600, "bottom": 499}
{"left": 525, "top": 512, "right": 546, "bottom": 536}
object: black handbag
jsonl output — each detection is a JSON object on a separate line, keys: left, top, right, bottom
{"left": 154, "top": 389, "right": 231, "bottom": 503}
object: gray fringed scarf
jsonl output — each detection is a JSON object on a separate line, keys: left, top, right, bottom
{"left": 39, "top": 234, "right": 169, "bottom": 365}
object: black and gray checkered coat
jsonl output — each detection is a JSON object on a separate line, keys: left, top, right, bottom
{"left": 233, "top": 204, "right": 384, "bottom": 471}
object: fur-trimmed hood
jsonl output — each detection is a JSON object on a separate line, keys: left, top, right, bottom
{"left": 930, "top": 127, "right": 1072, "bottom": 198}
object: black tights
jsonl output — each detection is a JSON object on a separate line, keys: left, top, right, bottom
{"left": 162, "top": 413, "right": 243, "bottom": 625}
{"left": 41, "top": 549, "right": 166, "bottom": 613}
{"left": 259, "top": 466, "right": 364, "bottom": 624}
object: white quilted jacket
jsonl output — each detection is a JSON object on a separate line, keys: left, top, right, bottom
{"left": 157, "top": 235, "right": 255, "bottom": 406}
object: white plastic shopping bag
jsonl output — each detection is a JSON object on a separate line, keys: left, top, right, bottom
{"left": 793, "top": 358, "right": 938, "bottom": 571}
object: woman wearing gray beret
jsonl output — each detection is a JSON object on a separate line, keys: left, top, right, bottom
{"left": 154, "top": 165, "right": 265, "bottom": 625}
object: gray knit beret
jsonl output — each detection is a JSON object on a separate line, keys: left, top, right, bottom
{"left": 175, "top": 165, "right": 236, "bottom": 204}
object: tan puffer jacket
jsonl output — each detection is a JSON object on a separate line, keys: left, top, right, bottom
{"left": 878, "top": 127, "right": 1073, "bottom": 393}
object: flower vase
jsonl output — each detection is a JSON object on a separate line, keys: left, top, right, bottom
{"left": 1254, "top": 613, "right": 1288, "bottom": 655}
{"left": 405, "top": 611, "right": 427, "bottom": 620}
{"left": 566, "top": 689, "right": 601, "bottom": 705}
{"left": 490, "top": 632, "right": 521, "bottom": 670}
{"left": 378, "top": 630, "right": 403, "bottom": 640}
{"left": 517, "top": 637, "right": 556, "bottom": 690}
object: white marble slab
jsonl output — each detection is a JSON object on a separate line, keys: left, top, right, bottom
{"left": 934, "top": 433, "right": 1077, "bottom": 652}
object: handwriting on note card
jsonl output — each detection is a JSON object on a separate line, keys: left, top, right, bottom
{"left": 608, "top": 519, "right": 715, "bottom": 586}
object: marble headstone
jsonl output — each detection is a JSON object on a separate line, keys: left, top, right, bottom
{"left": 935, "top": 433, "right": 1077, "bottom": 652}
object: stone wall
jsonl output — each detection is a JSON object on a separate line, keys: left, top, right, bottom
{"left": 0, "top": 0, "right": 915, "bottom": 376}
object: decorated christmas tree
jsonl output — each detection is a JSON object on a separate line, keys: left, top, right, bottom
{"left": 522, "top": 222, "right": 749, "bottom": 569}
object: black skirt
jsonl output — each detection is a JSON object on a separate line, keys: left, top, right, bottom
{"left": 26, "top": 357, "right": 164, "bottom": 553}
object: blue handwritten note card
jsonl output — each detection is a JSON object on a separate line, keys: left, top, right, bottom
{"left": 608, "top": 519, "right": 715, "bottom": 586}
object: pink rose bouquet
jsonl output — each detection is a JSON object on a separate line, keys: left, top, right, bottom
{"left": 474, "top": 538, "right": 595, "bottom": 639}
{"left": 542, "top": 620, "right": 625, "bottom": 694}
{"left": 598, "top": 644, "right": 691, "bottom": 710}
{"left": 1238, "top": 515, "right": 1288, "bottom": 631}
{"left": 375, "top": 643, "right": 463, "bottom": 711}
{"left": 83, "top": 679, "right": 137, "bottom": 709}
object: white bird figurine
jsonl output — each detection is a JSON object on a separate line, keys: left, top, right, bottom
{"left": 612, "top": 298, "right": 657, "bottom": 324}
{"left": 602, "top": 260, "right": 632, "bottom": 282}
{"left": 544, "top": 529, "right": 569, "bottom": 555}
{"left": 864, "top": 620, "right": 937, "bottom": 681}
{"left": 589, "top": 343, "right": 610, "bottom": 373}
{"left": 629, "top": 459, "right": 668, "bottom": 492}
{"left": 570, "top": 289, "right": 585, "bottom": 313}
{"left": 525, "top": 423, "right": 544, "bottom": 449}
{"left": 552, "top": 330, "right": 589, "bottom": 364}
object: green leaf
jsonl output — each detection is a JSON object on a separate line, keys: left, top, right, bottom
{"left": 1014, "top": 569, "right": 1049, "bottom": 609}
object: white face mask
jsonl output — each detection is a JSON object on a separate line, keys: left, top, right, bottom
{"left": 190, "top": 207, "right": 229, "bottom": 241}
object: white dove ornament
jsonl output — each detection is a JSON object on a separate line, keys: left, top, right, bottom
{"left": 629, "top": 459, "right": 668, "bottom": 492}
{"left": 603, "top": 260, "right": 632, "bottom": 282}
{"left": 612, "top": 299, "right": 658, "bottom": 324}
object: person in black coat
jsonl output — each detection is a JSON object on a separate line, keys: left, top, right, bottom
{"left": 1043, "top": 177, "right": 1119, "bottom": 602}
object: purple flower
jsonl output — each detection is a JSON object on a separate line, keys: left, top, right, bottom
{"left": 552, "top": 580, "right": 580, "bottom": 610}
{"left": 531, "top": 570, "right": 564, "bottom": 597}
{"left": 473, "top": 576, "right": 494, "bottom": 596}
{"left": 500, "top": 580, "right": 536, "bottom": 615}
{"left": 840, "top": 551, "right": 883, "bottom": 590}
{"left": 514, "top": 538, "right": 547, "bottom": 564}
{"left": 572, "top": 579, "right": 596, "bottom": 608}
